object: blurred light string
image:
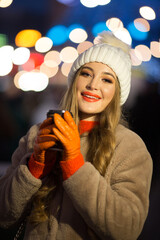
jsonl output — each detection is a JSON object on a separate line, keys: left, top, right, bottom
{"left": 1, "top": 8, "right": 160, "bottom": 92}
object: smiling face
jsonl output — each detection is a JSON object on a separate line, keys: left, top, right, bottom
{"left": 76, "top": 62, "right": 117, "bottom": 121}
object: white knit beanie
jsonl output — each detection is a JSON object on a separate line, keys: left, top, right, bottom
{"left": 68, "top": 31, "right": 132, "bottom": 105}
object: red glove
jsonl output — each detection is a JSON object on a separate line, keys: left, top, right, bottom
{"left": 33, "top": 117, "right": 58, "bottom": 164}
{"left": 28, "top": 117, "right": 58, "bottom": 178}
{"left": 53, "top": 111, "right": 81, "bottom": 161}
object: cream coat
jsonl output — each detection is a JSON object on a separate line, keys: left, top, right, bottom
{"left": 0, "top": 124, "right": 152, "bottom": 240}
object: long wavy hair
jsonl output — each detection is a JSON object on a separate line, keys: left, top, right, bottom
{"left": 28, "top": 66, "right": 122, "bottom": 224}
{"left": 61, "top": 68, "right": 121, "bottom": 175}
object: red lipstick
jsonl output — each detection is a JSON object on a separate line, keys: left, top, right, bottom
{"left": 81, "top": 91, "right": 101, "bottom": 102}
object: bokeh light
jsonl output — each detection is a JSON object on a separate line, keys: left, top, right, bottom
{"left": 44, "top": 51, "right": 61, "bottom": 67}
{"left": 77, "top": 41, "right": 93, "bottom": 54}
{"left": 35, "top": 37, "right": 53, "bottom": 53}
{"left": 130, "top": 49, "right": 142, "bottom": 66}
{"left": 0, "top": 34, "right": 8, "bottom": 47}
{"left": 46, "top": 25, "right": 68, "bottom": 46}
{"left": 61, "top": 62, "right": 73, "bottom": 77}
{"left": 56, "top": 0, "right": 75, "bottom": 4}
{"left": 18, "top": 71, "right": 49, "bottom": 92}
{"left": 134, "top": 18, "right": 150, "bottom": 32}
{"left": 22, "top": 52, "right": 44, "bottom": 71}
{"left": 40, "top": 63, "right": 59, "bottom": 78}
{"left": 150, "top": 41, "right": 160, "bottom": 58}
{"left": 92, "top": 22, "right": 109, "bottom": 36}
{"left": 106, "top": 18, "right": 123, "bottom": 32}
{"left": 67, "top": 24, "right": 84, "bottom": 35}
{"left": 69, "top": 28, "right": 88, "bottom": 43}
{"left": 127, "top": 22, "right": 148, "bottom": 40}
{"left": 80, "top": 0, "right": 98, "bottom": 8}
{"left": 0, "top": 0, "right": 13, "bottom": 8}
{"left": 0, "top": 45, "right": 14, "bottom": 56}
{"left": 139, "top": 6, "right": 156, "bottom": 20}
{"left": 114, "top": 28, "right": 132, "bottom": 45}
{"left": 12, "top": 47, "right": 30, "bottom": 65}
{"left": 135, "top": 45, "right": 151, "bottom": 62}
{"left": 60, "top": 47, "right": 78, "bottom": 63}
{"left": 80, "top": 0, "right": 110, "bottom": 7}
{"left": 14, "top": 71, "right": 27, "bottom": 89}
{"left": 99, "top": 0, "right": 111, "bottom": 5}
{"left": 15, "top": 29, "right": 42, "bottom": 48}
{"left": 0, "top": 58, "right": 13, "bottom": 76}
{"left": 0, "top": 45, "right": 14, "bottom": 76}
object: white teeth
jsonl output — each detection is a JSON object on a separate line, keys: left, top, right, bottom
{"left": 83, "top": 94, "right": 99, "bottom": 100}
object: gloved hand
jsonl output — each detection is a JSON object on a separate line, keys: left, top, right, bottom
{"left": 33, "top": 117, "right": 58, "bottom": 164}
{"left": 53, "top": 111, "right": 81, "bottom": 161}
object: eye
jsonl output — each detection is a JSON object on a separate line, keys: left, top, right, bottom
{"left": 80, "top": 70, "right": 91, "bottom": 77}
{"left": 102, "top": 78, "right": 113, "bottom": 83}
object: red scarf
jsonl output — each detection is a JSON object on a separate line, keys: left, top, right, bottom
{"left": 79, "top": 120, "right": 99, "bottom": 135}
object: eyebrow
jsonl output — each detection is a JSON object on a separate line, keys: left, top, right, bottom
{"left": 81, "top": 66, "right": 116, "bottom": 80}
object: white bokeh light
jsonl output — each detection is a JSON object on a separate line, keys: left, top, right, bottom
{"left": 114, "top": 28, "right": 132, "bottom": 45}
{"left": 44, "top": 51, "right": 61, "bottom": 67}
{"left": 35, "top": 37, "right": 53, "bottom": 53}
{"left": 0, "top": 57, "right": 13, "bottom": 76}
{"left": 69, "top": 28, "right": 88, "bottom": 43}
{"left": 18, "top": 71, "right": 49, "bottom": 92}
{"left": 12, "top": 47, "right": 30, "bottom": 65}
{"left": 80, "top": 0, "right": 98, "bottom": 8}
{"left": 14, "top": 71, "right": 26, "bottom": 89}
{"left": 60, "top": 47, "right": 78, "bottom": 63}
{"left": 99, "top": 0, "right": 111, "bottom": 5}
{"left": 0, "top": 0, "right": 13, "bottom": 8}
{"left": 61, "top": 63, "right": 73, "bottom": 77}
{"left": 130, "top": 49, "right": 142, "bottom": 66}
{"left": 0, "top": 45, "right": 14, "bottom": 57}
{"left": 139, "top": 6, "right": 156, "bottom": 20}
{"left": 0, "top": 45, "right": 14, "bottom": 76}
{"left": 150, "top": 41, "right": 160, "bottom": 58}
{"left": 40, "top": 63, "right": 59, "bottom": 78}
{"left": 135, "top": 45, "right": 151, "bottom": 62}
{"left": 106, "top": 18, "right": 123, "bottom": 32}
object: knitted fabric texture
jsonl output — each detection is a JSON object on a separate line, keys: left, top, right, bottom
{"left": 28, "top": 153, "right": 56, "bottom": 179}
{"left": 67, "top": 31, "right": 132, "bottom": 105}
{"left": 79, "top": 120, "right": 99, "bottom": 135}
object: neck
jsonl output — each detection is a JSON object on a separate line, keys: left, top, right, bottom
{"left": 79, "top": 112, "right": 98, "bottom": 122}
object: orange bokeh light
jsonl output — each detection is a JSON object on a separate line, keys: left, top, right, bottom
{"left": 15, "top": 29, "right": 42, "bottom": 48}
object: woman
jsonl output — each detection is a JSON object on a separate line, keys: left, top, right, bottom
{"left": 0, "top": 31, "right": 152, "bottom": 240}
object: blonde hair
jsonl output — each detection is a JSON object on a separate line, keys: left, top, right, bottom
{"left": 28, "top": 157, "right": 62, "bottom": 223}
{"left": 29, "top": 66, "right": 122, "bottom": 223}
{"left": 86, "top": 79, "right": 121, "bottom": 176}
{"left": 61, "top": 70, "right": 121, "bottom": 175}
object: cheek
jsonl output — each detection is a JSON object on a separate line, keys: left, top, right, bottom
{"left": 103, "top": 85, "right": 116, "bottom": 100}
{"left": 76, "top": 76, "right": 84, "bottom": 91}
{"left": 76, "top": 83, "right": 81, "bottom": 98}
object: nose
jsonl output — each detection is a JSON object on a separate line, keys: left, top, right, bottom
{"left": 86, "top": 76, "right": 100, "bottom": 90}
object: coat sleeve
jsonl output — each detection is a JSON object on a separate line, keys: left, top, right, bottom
{"left": 62, "top": 129, "right": 153, "bottom": 240}
{"left": 0, "top": 125, "right": 42, "bottom": 228}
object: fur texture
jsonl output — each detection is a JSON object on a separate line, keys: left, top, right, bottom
{"left": 96, "top": 31, "right": 131, "bottom": 54}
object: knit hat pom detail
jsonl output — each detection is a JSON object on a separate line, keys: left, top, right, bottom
{"left": 96, "top": 31, "right": 131, "bottom": 55}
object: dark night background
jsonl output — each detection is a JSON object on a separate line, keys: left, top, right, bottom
{"left": 0, "top": 0, "right": 160, "bottom": 239}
